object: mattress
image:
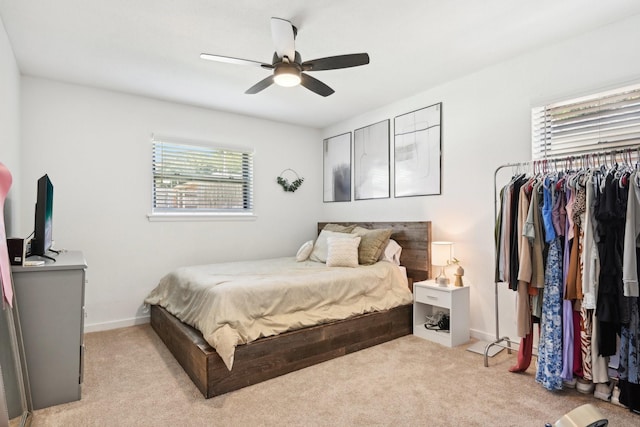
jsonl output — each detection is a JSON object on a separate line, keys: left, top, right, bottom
{"left": 144, "top": 257, "right": 413, "bottom": 370}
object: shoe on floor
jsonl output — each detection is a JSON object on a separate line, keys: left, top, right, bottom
{"left": 611, "top": 385, "right": 627, "bottom": 407}
{"left": 562, "top": 377, "right": 577, "bottom": 389}
{"left": 593, "top": 382, "right": 614, "bottom": 401}
{"left": 576, "top": 378, "right": 595, "bottom": 394}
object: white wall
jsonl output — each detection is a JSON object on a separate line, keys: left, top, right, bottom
{"left": 321, "top": 14, "right": 640, "bottom": 342}
{"left": 15, "top": 13, "right": 640, "bottom": 340}
{"left": 20, "top": 78, "right": 321, "bottom": 331}
{"left": 0, "top": 16, "right": 20, "bottom": 236}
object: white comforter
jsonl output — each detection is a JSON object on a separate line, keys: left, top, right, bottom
{"left": 144, "top": 257, "right": 413, "bottom": 370}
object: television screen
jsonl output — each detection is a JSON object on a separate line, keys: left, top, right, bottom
{"left": 31, "top": 174, "right": 53, "bottom": 257}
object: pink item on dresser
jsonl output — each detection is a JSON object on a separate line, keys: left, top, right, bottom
{"left": 0, "top": 162, "right": 14, "bottom": 307}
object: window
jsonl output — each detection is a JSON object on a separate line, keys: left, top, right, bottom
{"left": 532, "top": 83, "right": 640, "bottom": 160}
{"left": 151, "top": 137, "right": 254, "bottom": 218}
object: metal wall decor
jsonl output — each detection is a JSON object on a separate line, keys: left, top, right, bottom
{"left": 394, "top": 103, "right": 442, "bottom": 197}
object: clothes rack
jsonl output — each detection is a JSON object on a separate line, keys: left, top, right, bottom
{"left": 483, "top": 145, "right": 640, "bottom": 367}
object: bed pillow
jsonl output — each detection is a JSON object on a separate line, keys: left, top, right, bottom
{"left": 378, "top": 239, "right": 403, "bottom": 265}
{"left": 296, "top": 240, "right": 314, "bottom": 262}
{"left": 351, "top": 226, "right": 393, "bottom": 265}
{"left": 309, "top": 230, "right": 359, "bottom": 263}
{"left": 326, "top": 236, "right": 361, "bottom": 268}
{"left": 322, "top": 223, "right": 357, "bottom": 233}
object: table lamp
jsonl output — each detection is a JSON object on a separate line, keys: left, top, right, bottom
{"left": 432, "top": 241, "right": 453, "bottom": 286}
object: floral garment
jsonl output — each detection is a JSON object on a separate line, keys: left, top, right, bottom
{"left": 536, "top": 237, "right": 564, "bottom": 391}
{"left": 618, "top": 297, "right": 639, "bottom": 411}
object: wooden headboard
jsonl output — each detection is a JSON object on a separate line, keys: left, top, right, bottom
{"left": 317, "top": 221, "right": 432, "bottom": 283}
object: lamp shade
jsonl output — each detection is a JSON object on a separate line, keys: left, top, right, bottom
{"left": 431, "top": 241, "right": 453, "bottom": 267}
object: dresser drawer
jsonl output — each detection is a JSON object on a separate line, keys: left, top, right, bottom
{"left": 414, "top": 285, "right": 452, "bottom": 309}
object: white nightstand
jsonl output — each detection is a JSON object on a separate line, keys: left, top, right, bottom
{"left": 413, "top": 280, "right": 470, "bottom": 347}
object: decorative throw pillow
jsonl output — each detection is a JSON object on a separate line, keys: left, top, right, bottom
{"left": 378, "top": 239, "right": 403, "bottom": 265}
{"left": 351, "top": 227, "right": 393, "bottom": 265}
{"left": 309, "top": 230, "right": 359, "bottom": 263}
{"left": 322, "top": 223, "right": 357, "bottom": 233}
{"left": 296, "top": 240, "right": 314, "bottom": 262}
{"left": 326, "top": 236, "right": 361, "bottom": 267}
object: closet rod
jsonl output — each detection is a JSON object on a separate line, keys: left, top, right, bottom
{"left": 521, "top": 145, "right": 640, "bottom": 172}
{"left": 483, "top": 144, "right": 640, "bottom": 367}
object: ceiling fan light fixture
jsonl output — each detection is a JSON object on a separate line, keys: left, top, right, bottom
{"left": 201, "top": 18, "right": 369, "bottom": 96}
{"left": 273, "top": 63, "right": 301, "bottom": 87}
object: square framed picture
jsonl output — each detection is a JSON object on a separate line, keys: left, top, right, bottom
{"left": 394, "top": 103, "right": 442, "bottom": 197}
{"left": 354, "top": 120, "right": 390, "bottom": 200}
{"left": 323, "top": 132, "right": 352, "bottom": 202}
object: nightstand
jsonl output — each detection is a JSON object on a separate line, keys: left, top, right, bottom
{"left": 413, "top": 280, "right": 470, "bottom": 347}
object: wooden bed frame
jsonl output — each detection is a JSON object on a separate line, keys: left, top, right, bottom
{"left": 150, "top": 221, "right": 432, "bottom": 398}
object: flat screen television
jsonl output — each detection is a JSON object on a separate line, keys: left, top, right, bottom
{"left": 31, "top": 174, "right": 54, "bottom": 258}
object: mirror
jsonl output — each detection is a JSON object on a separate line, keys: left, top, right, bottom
{"left": 0, "top": 300, "right": 31, "bottom": 427}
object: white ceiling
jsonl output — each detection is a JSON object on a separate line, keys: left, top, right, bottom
{"left": 2, "top": 0, "right": 640, "bottom": 129}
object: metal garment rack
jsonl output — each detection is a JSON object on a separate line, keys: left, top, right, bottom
{"left": 483, "top": 146, "right": 640, "bottom": 367}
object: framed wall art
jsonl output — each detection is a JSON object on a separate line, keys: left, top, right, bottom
{"left": 354, "top": 120, "right": 390, "bottom": 200}
{"left": 394, "top": 102, "right": 442, "bottom": 197}
{"left": 323, "top": 132, "right": 352, "bottom": 202}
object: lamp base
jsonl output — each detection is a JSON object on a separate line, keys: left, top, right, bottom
{"left": 435, "top": 276, "right": 450, "bottom": 287}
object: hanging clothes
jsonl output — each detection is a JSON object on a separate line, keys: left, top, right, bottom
{"left": 495, "top": 181, "right": 512, "bottom": 283}
{"left": 618, "top": 297, "right": 640, "bottom": 411}
{"left": 516, "top": 182, "right": 533, "bottom": 337}
{"left": 525, "top": 180, "right": 546, "bottom": 291}
{"left": 536, "top": 235, "right": 564, "bottom": 390}
{"left": 620, "top": 171, "right": 640, "bottom": 412}
{"left": 595, "top": 171, "right": 629, "bottom": 356}
{"left": 494, "top": 156, "right": 640, "bottom": 407}
{"left": 580, "top": 171, "right": 606, "bottom": 384}
{"left": 509, "top": 176, "right": 528, "bottom": 290}
{"left": 535, "top": 177, "right": 564, "bottom": 391}
{"left": 622, "top": 170, "right": 640, "bottom": 297}
{"left": 495, "top": 155, "right": 640, "bottom": 411}
{"left": 561, "top": 183, "right": 574, "bottom": 382}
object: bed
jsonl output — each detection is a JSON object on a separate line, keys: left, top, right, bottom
{"left": 147, "top": 221, "right": 431, "bottom": 398}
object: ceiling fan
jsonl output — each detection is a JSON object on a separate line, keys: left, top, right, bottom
{"left": 200, "top": 17, "right": 370, "bottom": 97}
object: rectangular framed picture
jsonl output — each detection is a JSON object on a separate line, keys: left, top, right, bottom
{"left": 354, "top": 120, "right": 390, "bottom": 200}
{"left": 394, "top": 103, "right": 442, "bottom": 197}
{"left": 323, "top": 132, "right": 352, "bottom": 202}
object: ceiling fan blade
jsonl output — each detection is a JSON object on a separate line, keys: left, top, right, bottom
{"left": 302, "top": 53, "right": 370, "bottom": 71}
{"left": 271, "top": 17, "right": 296, "bottom": 61}
{"left": 200, "top": 53, "right": 273, "bottom": 69}
{"left": 245, "top": 75, "right": 275, "bottom": 94}
{"left": 300, "top": 73, "right": 334, "bottom": 97}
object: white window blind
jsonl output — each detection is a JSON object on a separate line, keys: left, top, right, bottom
{"left": 151, "top": 138, "right": 254, "bottom": 215}
{"left": 532, "top": 83, "right": 640, "bottom": 160}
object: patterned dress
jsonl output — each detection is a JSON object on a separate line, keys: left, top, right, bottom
{"left": 536, "top": 180, "right": 564, "bottom": 391}
{"left": 618, "top": 297, "right": 639, "bottom": 410}
{"left": 536, "top": 237, "right": 564, "bottom": 390}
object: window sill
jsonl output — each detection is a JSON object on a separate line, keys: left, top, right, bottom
{"left": 147, "top": 212, "right": 257, "bottom": 222}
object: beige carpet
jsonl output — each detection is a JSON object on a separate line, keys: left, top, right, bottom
{"left": 30, "top": 324, "right": 638, "bottom": 426}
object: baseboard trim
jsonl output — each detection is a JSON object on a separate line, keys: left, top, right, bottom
{"left": 84, "top": 315, "right": 150, "bottom": 333}
{"left": 470, "top": 328, "right": 497, "bottom": 343}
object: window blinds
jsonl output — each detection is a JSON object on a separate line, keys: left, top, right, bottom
{"left": 532, "top": 83, "right": 640, "bottom": 160}
{"left": 152, "top": 138, "right": 254, "bottom": 214}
